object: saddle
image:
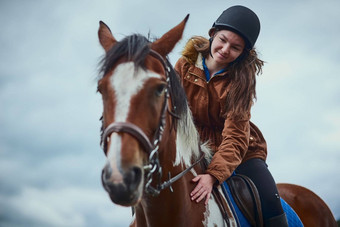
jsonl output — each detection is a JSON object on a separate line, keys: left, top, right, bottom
{"left": 212, "top": 174, "right": 263, "bottom": 227}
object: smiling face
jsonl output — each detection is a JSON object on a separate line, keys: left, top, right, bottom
{"left": 208, "top": 29, "right": 245, "bottom": 70}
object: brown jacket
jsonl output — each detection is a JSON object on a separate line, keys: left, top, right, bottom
{"left": 174, "top": 40, "right": 267, "bottom": 184}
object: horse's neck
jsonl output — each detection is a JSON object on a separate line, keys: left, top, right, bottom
{"left": 138, "top": 168, "right": 206, "bottom": 227}
{"left": 139, "top": 122, "right": 207, "bottom": 226}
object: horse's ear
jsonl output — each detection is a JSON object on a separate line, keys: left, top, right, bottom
{"left": 151, "top": 14, "right": 189, "bottom": 57}
{"left": 98, "top": 21, "right": 117, "bottom": 52}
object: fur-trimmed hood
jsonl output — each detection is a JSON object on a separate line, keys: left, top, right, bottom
{"left": 181, "top": 37, "right": 210, "bottom": 70}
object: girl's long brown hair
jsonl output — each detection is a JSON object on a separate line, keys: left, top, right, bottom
{"left": 184, "top": 35, "right": 264, "bottom": 119}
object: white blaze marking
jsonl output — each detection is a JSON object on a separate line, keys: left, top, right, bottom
{"left": 107, "top": 62, "right": 161, "bottom": 177}
{"left": 107, "top": 133, "right": 123, "bottom": 183}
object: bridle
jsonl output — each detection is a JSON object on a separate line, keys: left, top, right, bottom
{"left": 100, "top": 49, "right": 203, "bottom": 196}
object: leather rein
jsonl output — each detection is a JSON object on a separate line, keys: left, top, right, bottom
{"left": 101, "top": 49, "right": 204, "bottom": 196}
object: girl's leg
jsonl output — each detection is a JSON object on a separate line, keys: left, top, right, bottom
{"left": 235, "top": 158, "right": 288, "bottom": 226}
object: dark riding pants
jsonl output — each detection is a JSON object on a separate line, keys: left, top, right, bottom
{"left": 235, "top": 158, "right": 285, "bottom": 221}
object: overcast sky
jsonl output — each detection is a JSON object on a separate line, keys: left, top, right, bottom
{"left": 0, "top": 0, "right": 339, "bottom": 226}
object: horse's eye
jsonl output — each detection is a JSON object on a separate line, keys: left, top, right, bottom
{"left": 155, "top": 84, "right": 166, "bottom": 97}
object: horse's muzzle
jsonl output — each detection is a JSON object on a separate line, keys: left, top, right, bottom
{"left": 101, "top": 163, "right": 143, "bottom": 206}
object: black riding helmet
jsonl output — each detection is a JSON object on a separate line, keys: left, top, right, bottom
{"left": 209, "top": 5, "right": 260, "bottom": 49}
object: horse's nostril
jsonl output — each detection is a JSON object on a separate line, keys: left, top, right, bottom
{"left": 132, "top": 166, "right": 142, "bottom": 182}
{"left": 103, "top": 163, "right": 112, "bottom": 181}
{"left": 124, "top": 166, "right": 142, "bottom": 191}
{"left": 101, "top": 166, "right": 112, "bottom": 193}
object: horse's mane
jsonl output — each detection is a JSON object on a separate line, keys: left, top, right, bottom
{"left": 99, "top": 34, "right": 149, "bottom": 77}
{"left": 98, "top": 33, "right": 211, "bottom": 166}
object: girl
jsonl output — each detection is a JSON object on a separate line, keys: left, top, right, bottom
{"left": 175, "top": 5, "right": 288, "bottom": 226}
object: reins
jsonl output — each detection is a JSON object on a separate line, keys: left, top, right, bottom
{"left": 101, "top": 49, "right": 204, "bottom": 196}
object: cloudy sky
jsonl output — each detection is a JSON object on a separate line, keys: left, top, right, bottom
{"left": 0, "top": 0, "right": 339, "bottom": 226}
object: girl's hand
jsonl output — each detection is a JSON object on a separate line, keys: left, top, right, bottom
{"left": 190, "top": 174, "right": 216, "bottom": 205}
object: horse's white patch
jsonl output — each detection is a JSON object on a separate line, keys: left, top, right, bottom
{"left": 107, "top": 133, "right": 123, "bottom": 183}
{"left": 111, "top": 62, "right": 161, "bottom": 122}
{"left": 174, "top": 106, "right": 212, "bottom": 168}
{"left": 107, "top": 62, "right": 160, "bottom": 173}
{"left": 203, "top": 194, "right": 226, "bottom": 227}
{"left": 203, "top": 186, "right": 237, "bottom": 227}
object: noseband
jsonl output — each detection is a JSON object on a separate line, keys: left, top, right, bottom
{"left": 101, "top": 49, "right": 203, "bottom": 196}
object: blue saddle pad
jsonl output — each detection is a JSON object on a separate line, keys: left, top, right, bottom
{"left": 222, "top": 181, "right": 303, "bottom": 227}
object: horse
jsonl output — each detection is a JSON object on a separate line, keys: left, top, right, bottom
{"left": 277, "top": 183, "right": 337, "bottom": 227}
{"left": 96, "top": 16, "right": 337, "bottom": 227}
{"left": 96, "top": 15, "right": 230, "bottom": 227}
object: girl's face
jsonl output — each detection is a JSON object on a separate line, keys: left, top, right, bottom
{"left": 210, "top": 30, "right": 245, "bottom": 67}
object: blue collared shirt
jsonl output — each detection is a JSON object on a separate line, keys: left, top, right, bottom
{"left": 202, "top": 57, "right": 227, "bottom": 81}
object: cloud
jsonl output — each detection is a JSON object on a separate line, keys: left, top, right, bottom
{"left": 1, "top": 186, "right": 131, "bottom": 227}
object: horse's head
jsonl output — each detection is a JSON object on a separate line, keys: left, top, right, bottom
{"left": 97, "top": 16, "right": 189, "bottom": 206}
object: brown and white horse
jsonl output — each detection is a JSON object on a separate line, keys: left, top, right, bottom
{"left": 96, "top": 16, "right": 230, "bottom": 227}
{"left": 96, "top": 16, "right": 338, "bottom": 227}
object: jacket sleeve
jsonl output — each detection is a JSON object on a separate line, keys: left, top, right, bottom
{"left": 206, "top": 115, "right": 250, "bottom": 184}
